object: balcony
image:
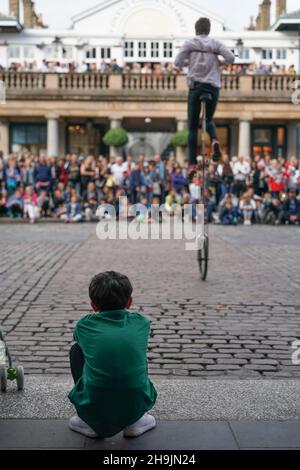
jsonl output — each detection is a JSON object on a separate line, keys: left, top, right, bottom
{"left": 0, "top": 72, "right": 298, "bottom": 102}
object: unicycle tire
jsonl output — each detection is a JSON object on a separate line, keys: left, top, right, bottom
{"left": 198, "top": 234, "right": 209, "bottom": 281}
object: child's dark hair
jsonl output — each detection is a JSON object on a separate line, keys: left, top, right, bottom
{"left": 89, "top": 271, "right": 133, "bottom": 311}
{"left": 195, "top": 17, "right": 211, "bottom": 36}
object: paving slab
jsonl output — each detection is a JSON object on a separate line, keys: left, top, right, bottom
{"left": 230, "top": 420, "right": 300, "bottom": 449}
{"left": 1, "top": 376, "right": 300, "bottom": 421}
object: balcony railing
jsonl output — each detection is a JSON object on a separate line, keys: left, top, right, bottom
{"left": 0, "top": 72, "right": 298, "bottom": 101}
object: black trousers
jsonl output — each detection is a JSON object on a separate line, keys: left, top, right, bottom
{"left": 69, "top": 343, "right": 85, "bottom": 384}
{"left": 188, "top": 83, "right": 219, "bottom": 165}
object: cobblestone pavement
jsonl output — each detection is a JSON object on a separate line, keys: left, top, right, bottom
{"left": 0, "top": 223, "right": 299, "bottom": 378}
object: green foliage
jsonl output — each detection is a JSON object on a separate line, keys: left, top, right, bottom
{"left": 171, "top": 130, "right": 189, "bottom": 148}
{"left": 103, "top": 128, "right": 129, "bottom": 147}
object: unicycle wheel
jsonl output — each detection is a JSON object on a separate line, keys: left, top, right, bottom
{"left": 198, "top": 235, "right": 209, "bottom": 281}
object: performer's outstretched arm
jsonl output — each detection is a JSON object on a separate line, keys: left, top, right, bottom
{"left": 174, "top": 41, "right": 191, "bottom": 68}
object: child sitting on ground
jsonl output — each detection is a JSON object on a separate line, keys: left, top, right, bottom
{"left": 68, "top": 271, "right": 157, "bottom": 439}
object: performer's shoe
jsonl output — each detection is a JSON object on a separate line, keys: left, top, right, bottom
{"left": 212, "top": 141, "right": 222, "bottom": 163}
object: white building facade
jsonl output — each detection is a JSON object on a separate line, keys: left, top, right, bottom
{"left": 0, "top": 0, "right": 300, "bottom": 159}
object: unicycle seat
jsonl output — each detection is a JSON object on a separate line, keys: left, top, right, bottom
{"left": 199, "top": 93, "right": 213, "bottom": 102}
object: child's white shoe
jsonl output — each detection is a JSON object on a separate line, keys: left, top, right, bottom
{"left": 69, "top": 415, "right": 99, "bottom": 438}
{"left": 123, "top": 414, "right": 156, "bottom": 438}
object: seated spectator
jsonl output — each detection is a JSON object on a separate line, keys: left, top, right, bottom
{"left": 23, "top": 186, "right": 40, "bottom": 224}
{"left": 257, "top": 193, "right": 281, "bottom": 224}
{"left": 239, "top": 191, "right": 256, "bottom": 226}
{"left": 51, "top": 188, "right": 66, "bottom": 218}
{"left": 6, "top": 189, "right": 24, "bottom": 218}
{"left": 37, "top": 190, "right": 50, "bottom": 217}
{"left": 21, "top": 156, "right": 35, "bottom": 187}
{"left": 278, "top": 190, "right": 300, "bottom": 225}
{"left": 0, "top": 187, "right": 7, "bottom": 217}
{"left": 165, "top": 187, "right": 181, "bottom": 216}
{"left": 220, "top": 199, "right": 238, "bottom": 225}
{"left": 171, "top": 166, "right": 187, "bottom": 194}
{"left": 83, "top": 182, "right": 100, "bottom": 222}
{"left": 61, "top": 195, "right": 82, "bottom": 223}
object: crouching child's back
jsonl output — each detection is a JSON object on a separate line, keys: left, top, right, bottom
{"left": 68, "top": 271, "right": 157, "bottom": 438}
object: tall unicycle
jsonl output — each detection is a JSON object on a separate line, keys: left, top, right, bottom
{"left": 197, "top": 94, "right": 211, "bottom": 281}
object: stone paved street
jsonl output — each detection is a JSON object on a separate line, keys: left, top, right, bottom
{"left": 0, "top": 223, "right": 299, "bottom": 378}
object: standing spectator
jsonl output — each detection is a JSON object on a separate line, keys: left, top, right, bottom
{"left": 217, "top": 155, "right": 234, "bottom": 198}
{"left": 33, "top": 156, "right": 52, "bottom": 193}
{"left": 21, "top": 155, "right": 35, "bottom": 187}
{"left": 267, "top": 159, "right": 285, "bottom": 198}
{"left": 80, "top": 156, "right": 96, "bottom": 191}
{"left": 171, "top": 165, "right": 187, "bottom": 194}
{"left": 111, "top": 157, "right": 127, "bottom": 187}
{"left": 67, "top": 154, "right": 81, "bottom": 195}
{"left": 130, "top": 162, "right": 146, "bottom": 204}
{"left": 154, "top": 154, "right": 166, "bottom": 204}
{"left": 232, "top": 156, "right": 251, "bottom": 198}
{"left": 5, "top": 157, "right": 21, "bottom": 195}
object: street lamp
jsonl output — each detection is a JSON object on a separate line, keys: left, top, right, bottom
{"left": 236, "top": 38, "right": 244, "bottom": 58}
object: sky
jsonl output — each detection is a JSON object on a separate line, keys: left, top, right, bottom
{"left": 0, "top": 0, "right": 299, "bottom": 31}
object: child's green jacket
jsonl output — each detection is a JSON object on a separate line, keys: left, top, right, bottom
{"left": 68, "top": 309, "right": 157, "bottom": 437}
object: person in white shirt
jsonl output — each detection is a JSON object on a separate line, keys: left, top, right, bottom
{"left": 110, "top": 157, "right": 127, "bottom": 186}
{"left": 232, "top": 156, "right": 251, "bottom": 197}
{"left": 77, "top": 61, "right": 88, "bottom": 73}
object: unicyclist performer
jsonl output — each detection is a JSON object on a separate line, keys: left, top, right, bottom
{"left": 174, "top": 17, "right": 235, "bottom": 166}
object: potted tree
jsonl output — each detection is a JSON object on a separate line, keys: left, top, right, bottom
{"left": 103, "top": 128, "right": 129, "bottom": 158}
{"left": 171, "top": 130, "right": 189, "bottom": 165}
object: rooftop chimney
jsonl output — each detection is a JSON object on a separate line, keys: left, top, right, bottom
{"left": 260, "top": 0, "right": 271, "bottom": 30}
{"left": 23, "top": 0, "right": 34, "bottom": 28}
{"left": 9, "top": 0, "right": 20, "bottom": 20}
{"left": 276, "top": 0, "right": 286, "bottom": 19}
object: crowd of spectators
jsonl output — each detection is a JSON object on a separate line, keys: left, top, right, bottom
{"left": 0, "top": 151, "right": 299, "bottom": 226}
{"left": 2, "top": 60, "right": 297, "bottom": 76}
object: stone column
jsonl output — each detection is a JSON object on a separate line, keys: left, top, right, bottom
{"left": 238, "top": 119, "right": 251, "bottom": 157}
{"left": 0, "top": 120, "right": 9, "bottom": 156}
{"left": 109, "top": 117, "right": 122, "bottom": 158}
{"left": 176, "top": 119, "right": 188, "bottom": 166}
{"left": 47, "top": 114, "right": 59, "bottom": 157}
{"left": 59, "top": 119, "right": 66, "bottom": 157}
{"left": 287, "top": 121, "right": 297, "bottom": 158}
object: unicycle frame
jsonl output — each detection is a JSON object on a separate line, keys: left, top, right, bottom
{"left": 197, "top": 98, "right": 209, "bottom": 281}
